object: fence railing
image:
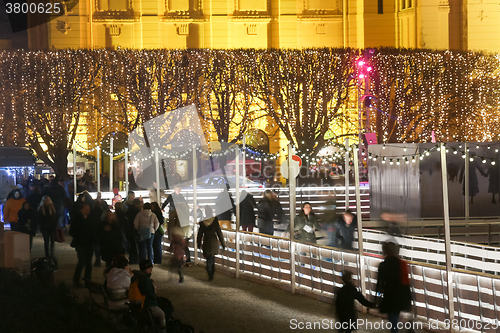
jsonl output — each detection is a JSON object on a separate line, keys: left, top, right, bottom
{"left": 356, "top": 230, "right": 500, "bottom": 276}
{"left": 163, "top": 228, "right": 500, "bottom": 333}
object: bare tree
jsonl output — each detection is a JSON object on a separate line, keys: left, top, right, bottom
{"left": 253, "top": 48, "right": 359, "bottom": 156}
{"left": 20, "top": 50, "right": 100, "bottom": 176}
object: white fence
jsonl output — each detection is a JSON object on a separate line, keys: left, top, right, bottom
{"left": 357, "top": 230, "right": 500, "bottom": 276}
{"left": 162, "top": 229, "right": 500, "bottom": 333}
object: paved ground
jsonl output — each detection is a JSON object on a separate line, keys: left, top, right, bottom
{"left": 28, "top": 234, "right": 411, "bottom": 333}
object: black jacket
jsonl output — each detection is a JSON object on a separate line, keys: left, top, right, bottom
{"left": 17, "top": 207, "right": 37, "bottom": 235}
{"left": 197, "top": 217, "right": 226, "bottom": 258}
{"left": 335, "top": 282, "right": 375, "bottom": 324}
{"left": 37, "top": 210, "right": 58, "bottom": 231}
{"left": 257, "top": 197, "right": 274, "bottom": 230}
{"left": 239, "top": 193, "right": 256, "bottom": 227}
{"left": 70, "top": 214, "right": 95, "bottom": 247}
{"left": 335, "top": 216, "right": 356, "bottom": 250}
{"left": 376, "top": 256, "right": 411, "bottom": 313}
{"left": 100, "top": 221, "right": 125, "bottom": 263}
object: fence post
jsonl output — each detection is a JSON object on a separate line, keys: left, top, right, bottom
{"left": 465, "top": 142, "right": 469, "bottom": 219}
{"left": 441, "top": 142, "right": 455, "bottom": 329}
{"left": 73, "top": 141, "right": 77, "bottom": 201}
{"left": 155, "top": 148, "right": 160, "bottom": 204}
{"left": 236, "top": 147, "right": 240, "bottom": 278}
{"left": 125, "top": 148, "right": 129, "bottom": 194}
{"left": 289, "top": 143, "right": 296, "bottom": 294}
{"left": 96, "top": 146, "right": 100, "bottom": 193}
{"left": 353, "top": 144, "right": 366, "bottom": 300}
{"left": 193, "top": 144, "right": 198, "bottom": 265}
{"left": 109, "top": 136, "right": 113, "bottom": 192}
{"left": 345, "top": 138, "right": 350, "bottom": 210}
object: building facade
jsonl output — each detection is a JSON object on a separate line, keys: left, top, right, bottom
{"left": 24, "top": 0, "right": 500, "bottom": 53}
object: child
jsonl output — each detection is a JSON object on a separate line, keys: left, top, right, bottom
{"left": 335, "top": 271, "right": 376, "bottom": 333}
{"left": 169, "top": 227, "right": 185, "bottom": 283}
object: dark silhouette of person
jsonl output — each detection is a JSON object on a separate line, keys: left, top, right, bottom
{"left": 459, "top": 159, "right": 482, "bottom": 204}
{"left": 483, "top": 163, "right": 500, "bottom": 204}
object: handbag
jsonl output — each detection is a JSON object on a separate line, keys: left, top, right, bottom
{"left": 55, "top": 227, "right": 65, "bottom": 243}
{"left": 137, "top": 215, "right": 153, "bottom": 242}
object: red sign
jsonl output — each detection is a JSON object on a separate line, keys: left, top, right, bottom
{"left": 292, "top": 155, "right": 302, "bottom": 167}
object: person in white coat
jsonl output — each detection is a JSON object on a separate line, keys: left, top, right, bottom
{"left": 134, "top": 203, "right": 159, "bottom": 264}
{"left": 105, "top": 255, "right": 132, "bottom": 310}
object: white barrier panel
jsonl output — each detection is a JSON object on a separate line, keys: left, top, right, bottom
{"left": 163, "top": 229, "right": 500, "bottom": 333}
{"left": 357, "top": 229, "right": 500, "bottom": 275}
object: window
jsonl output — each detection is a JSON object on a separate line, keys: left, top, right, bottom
{"left": 378, "top": 0, "right": 383, "bottom": 14}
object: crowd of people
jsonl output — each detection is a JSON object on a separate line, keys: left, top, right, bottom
{"left": 2, "top": 173, "right": 415, "bottom": 333}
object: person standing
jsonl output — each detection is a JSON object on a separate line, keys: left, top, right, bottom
{"left": 123, "top": 191, "right": 135, "bottom": 212}
{"left": 293, "top": 202, "right": 322, "bottom": 244}
{"left": 134, "top": 203, "right": 159, "bottom": 264}
{"left": 70, "top": 203, "right": 95, "bottom": 287}
{"left": 161, "top": 185, "right": 187, "bottom": 224}
{"left": 335, "top": 210, "right": 357, "bottom": 250}
{"left": 26, "top": 183, "right": 43, "bottom": 214}
{"left": 215, "top": 183, "right": 235, "bottom": 230}
{"left": 45, "top": 177, "right": 68, "bottom": 229}
{"left": 239, "top": 190, "right": 256, "bottom": 232}
{"left": 99, "top": 211, "right": 125, "bottom": 268}
{"left": 37, "top": 196, "right": 58, "bottom": 258}
{"left": 3, "top": 188, "right": 26, "bottom": 231}
{"left": 197, "top": 206, "right": 226, "bottom": 281}
{"left": 151, "top": 202, "right": 165, "bottom": 264}
{"left": 257, "top": 190, "right": 275, "bottom": 236}
{"left": 126, "top": 199, "right": 142, "bottom": 264}
{"left": 17, "top": 201, "right": 37, "bottom": 250}
{"left": 376, "top": 242, "right": 412, "bottom": 333}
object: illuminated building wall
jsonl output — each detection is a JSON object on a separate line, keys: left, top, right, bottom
{"left": 26, "top": 0, "right": 500, "bottom": 52}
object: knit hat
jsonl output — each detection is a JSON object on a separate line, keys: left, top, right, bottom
{"left": 139, "top": 260, "right": 153, "bottom": 271}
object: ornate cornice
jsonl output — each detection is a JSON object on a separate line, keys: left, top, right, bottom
{"left": 297, "top": 15, "right": 343, "bottom": 21}
{"left": 159, "top": 16, "right": 209, "bottom": 22}
{"left": 228, "top": 16, "right": 272, "bottom": 22}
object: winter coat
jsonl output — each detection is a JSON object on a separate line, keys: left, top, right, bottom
{"left": 105, "top": 267, "right": 131, "bottom": 309}
{"left": 37, "top": 209, "right": 58, "bottom": 232}
{"left": 215, "top": 190, "right": 235, "bottom": 221}
{"left": 257, "top": 197, "right": 274, "bottom": 232}
{"left": 27, "top": 193, "right": 43, "bottom": 212}
{"left": 376, "top": 256, "right": 412, "bottom": 313}
{"left": 335, "top": 216, "right": 356, "bottom": 250}
{"left": 100, "top": 222, "right": 125, "bottom": 263}
{"left": 335, "top": 282, "right": 375, "bottom": 324}
{"left": 17, "top": 207, "right": 37, "bottom": 235}
{"left": 239, "top": 193, "right": 256, "bottom": 227}
{"left": 126, "top": 206, "right": 140, "bottom": 238}
{"left": 293, "top": 213, "right": 321, "bottom": 244}
{"left": 115, "top": 209, "right": 129, "bottom": 237}
{"left": 44, "top": 183, "right": 67, "bottom": 210}
{"left": 170, "top": 231, "right": 186, "bottom": 264}
{"left": 3, "top": 197, "right": 26, "bottom": 223}
{"left": 69, "top": 214, "right": 95, "bottom": 247}
{"left": 132, "top": 270, "right": 157, "bottom": 308}
{"left": 133, "top": 209, "right": 159, "bottom": 235}
{"left": 197, "top": 217, "right": 226, "bottom": 258}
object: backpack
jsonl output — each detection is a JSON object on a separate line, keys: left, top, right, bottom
{"left": 128, "top": 278, "right": 145, "bottom": 309}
